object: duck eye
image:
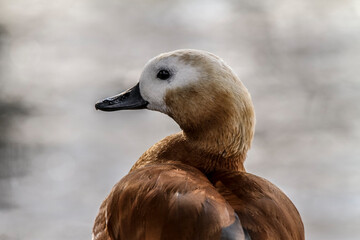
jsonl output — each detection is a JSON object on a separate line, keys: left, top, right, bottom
{"left": 157, "top": 70, "right": 171, "bottom": 80}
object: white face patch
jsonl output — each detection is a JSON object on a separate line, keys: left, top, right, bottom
{"left": 139, "top": 55, "right": 200, "bottom": 113}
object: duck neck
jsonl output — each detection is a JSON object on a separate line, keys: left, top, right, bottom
{"left": 180, "top": 107, "right": 255, "bottom": 173}
{"left": 164, "top": 81, "right": 255, "bottom": 173}
{"left": 132, "top": 108, "right": 254, "bottom": 174}
{"left": 181, "top": 127, "right": 244, "bottom": 172}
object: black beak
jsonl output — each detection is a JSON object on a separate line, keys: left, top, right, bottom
{"left": 95, "top": 83, "right": 148, "bottom": 111}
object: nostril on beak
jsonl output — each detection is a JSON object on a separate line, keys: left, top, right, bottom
{"left": 103, "top": 99, "right": 114, "bottom": 105}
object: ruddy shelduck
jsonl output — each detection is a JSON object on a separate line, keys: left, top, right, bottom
{"left": 94, "top": 49, "right": 304, "bottom": 240}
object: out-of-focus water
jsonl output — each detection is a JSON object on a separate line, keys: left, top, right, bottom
{"left": 0, "top": 0, "right": 359, "bottom": 239}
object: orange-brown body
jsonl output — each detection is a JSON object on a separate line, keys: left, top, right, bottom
{"left": 93, "top": 133, "right": 304, "bottom": 240}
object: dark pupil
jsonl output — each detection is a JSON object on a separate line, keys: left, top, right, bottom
{"left": 157, "top": 70, "right": 170, "bottom": 80}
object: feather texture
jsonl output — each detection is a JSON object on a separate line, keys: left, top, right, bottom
{"left": 93, "top": 163, "right": 247, "bottom": 240}
{"left": 209, "top": 170, "right": 304, "bottom": 240}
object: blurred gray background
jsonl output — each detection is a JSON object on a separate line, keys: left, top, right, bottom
{"left": 0, "top": 0, "right": 359, "bottom": 239}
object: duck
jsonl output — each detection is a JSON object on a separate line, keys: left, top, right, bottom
{"left": 93, "top": 49, "right": 305, "bottom": 240}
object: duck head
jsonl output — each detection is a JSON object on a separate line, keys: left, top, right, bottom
{"left": 96, "top": 49, "right": 255, "bottom": 161}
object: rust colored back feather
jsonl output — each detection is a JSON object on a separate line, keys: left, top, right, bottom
{"left": 93, "top": 162, "right": 247, "bottom": 240}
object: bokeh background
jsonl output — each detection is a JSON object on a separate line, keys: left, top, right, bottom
{"left": 0, "top": 0, "right": 359, "bottom": 239}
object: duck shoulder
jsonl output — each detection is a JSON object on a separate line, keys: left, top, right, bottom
{"left": 93, "top": 162, "right": 248, "bottom": 240}
{"left": 209, "top": 170, "right": 305, "bottom": 240}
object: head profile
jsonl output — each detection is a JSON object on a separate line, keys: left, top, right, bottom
{"left": 95, "top": 49, "right": 255, "bottom": 158}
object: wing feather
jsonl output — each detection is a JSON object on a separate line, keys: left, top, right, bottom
{"left": 93, "top": 162, "right": 248, "bottom": 240}
{"left": 209, "top": 170, "right": 304, "bottom": 240}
